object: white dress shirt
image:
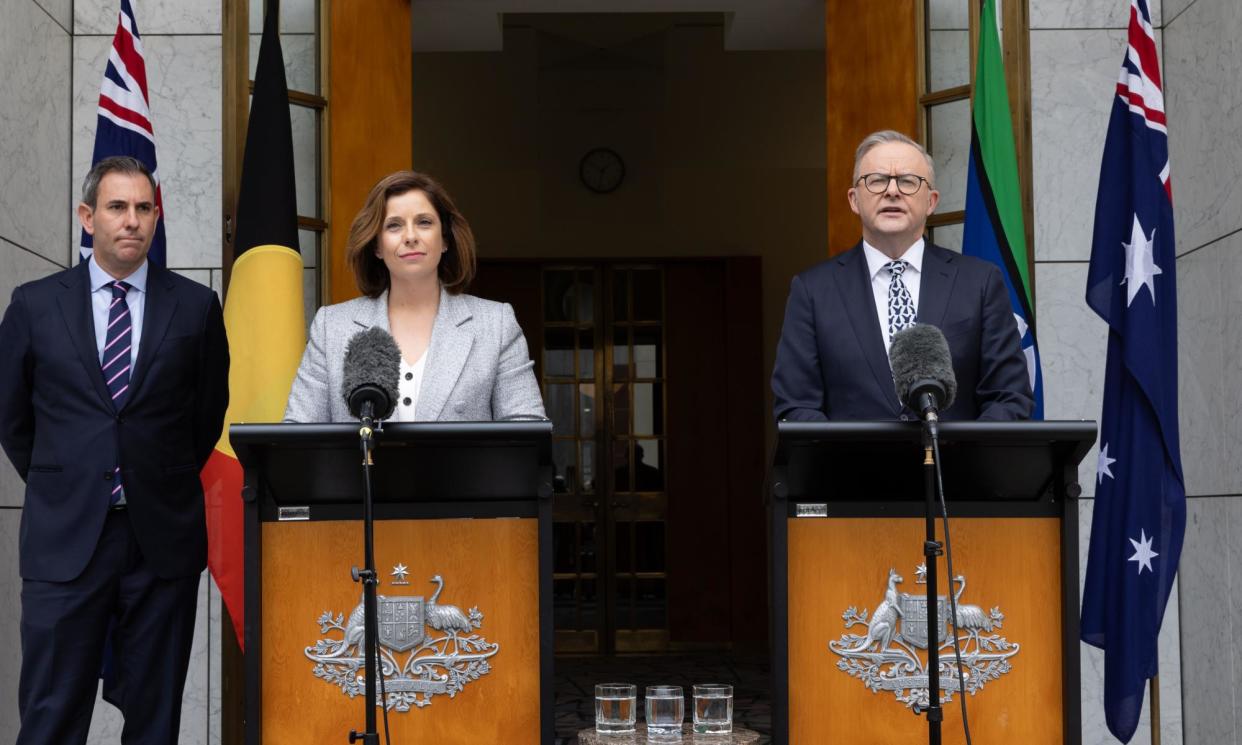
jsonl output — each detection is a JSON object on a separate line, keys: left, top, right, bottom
{"left": 862, "top": 238, "right": 924, "bottom": 354}
{"left": 392, "top": 352, "right": 428, "bottom": 422}
{"left": 88, "top": 255, "right": 147, "bottom": 369}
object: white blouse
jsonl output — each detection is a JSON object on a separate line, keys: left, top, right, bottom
{"left": 392, "top": 352, "right": 428, "bottom": 422}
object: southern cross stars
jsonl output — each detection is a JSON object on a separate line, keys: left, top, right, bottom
{"left": 1128, "top": 529, "right": 1159, "bottom": 574}
{"left": 1121, "top": 214, "right": 1163, "bottom": 307}
{"left": 1097, "top": 443, "right": 1116, "bottom": 485}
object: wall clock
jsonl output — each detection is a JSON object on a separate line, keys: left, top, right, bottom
{"left": 579, "top": 147, "right": 625, "bottom": 194}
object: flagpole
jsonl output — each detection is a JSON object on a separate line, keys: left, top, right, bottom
{"left": 1150, "top": 675, "right": 1161, "bottom": 744}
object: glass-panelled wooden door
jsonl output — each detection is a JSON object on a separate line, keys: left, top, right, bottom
{"left": 543, "top": 264, "right": 669, "bottom": 654}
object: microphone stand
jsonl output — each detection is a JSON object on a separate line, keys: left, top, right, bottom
{"left": 921, "top": 412, "right": 944, "bottom": 745}
{"left": 349, "top": 405, "right": 381, "bottom": 745}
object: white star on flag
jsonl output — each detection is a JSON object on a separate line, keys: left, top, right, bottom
{"left": 1121, "top": 214, "right": 1162, "bottom": 306}
{"left": 1128, "top": 529, "right": 1159, "bottom": 574}
{"left": 1097, "top": 443, "right": 1116, "bottom": 485}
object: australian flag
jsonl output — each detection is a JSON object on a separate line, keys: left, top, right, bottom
{"left": 1080, "top": 0, "right": 1185, "bottom": 741}
{"left": 80, "top": 0, "right": 166, "bottom": 266}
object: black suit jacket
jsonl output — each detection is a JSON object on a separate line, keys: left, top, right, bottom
{"left": 771, "top": 242, "right": 1033, "bottom": 422}
{"left": 0, "top": 261, "right": 229, "bottom": 582}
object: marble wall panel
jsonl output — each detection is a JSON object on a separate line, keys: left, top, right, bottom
{"left": 1077, "top": 498, "right": 1184, "bottom": 745}
{"left": 249, "top": 0, "right": 317, "bottom": 34}
{"left": 1163, "top": 0, "right": 1198, "bottom": 27}
{"left": 1176, "top": 243, "right": 1226, "bottom": 497}
{"left": 1035, "top": 262, "right": 1108, "bottom": 494}
{"left": 1032, "top": 0, "right": 1161, "bottom": 30}
{"left": 73, "top": 35, "right": 223, "bottom": 272}
{"left": 173, "top": 269, "right": 213, "bottom": 289}
{"left": 0, "top": 510, "right": 22, "bottom": 743}
{"left": 0, "top": 240, "right": 66, "bottom": 508}
{"left": 928, "top": 30, "right": 969, "bottom": 91}
{"left": 0, "top": 0, "right": 71, "bottom": 266}
{"left": 208, "top": 578, "right": 222, "bottom": 745}
{"left": 1164, "top": 0, "right": 1242, "bottom": 254}
{"left": 1030, "top": 29, "right": 1129, "bottom": 262}
{"left": 33, "top": 0, "right": 72, "bottom": 32}
{"left": 928, "top": 0, "right": 968, "bottom": 30}
{"left": 1221, "top": 237, "right": 1242, "bottom": 494}
{"left": 1179, "top": 495, "right": 1238, "bottom": 743}
{"left": 75, "top": 0, "right": 220, "bottom": 36}
{"left": 248, "top": 33, "right": 319, "bottom": 94}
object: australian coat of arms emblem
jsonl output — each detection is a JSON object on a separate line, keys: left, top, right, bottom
{"left": 827, "top": 564, "right": 1019, "bottom": 709}
{"left": 304, "top": 569, "right": 499, "bottom": 711}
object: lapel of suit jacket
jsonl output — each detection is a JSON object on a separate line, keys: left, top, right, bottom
{"left": 416, "top": 288, "right": 474, "bottom": 420}
{"left": 350, "top": 291, "right": 391, "bottom": 334}
{"left": 837, "top": 244, "right": 902, "bottom": 413}
{"left": 55, "top": 262, "right": 114, "bottom": 408}
{"left": 124, "top": 265, "right": 178, "bottom": 409}
{"left": 915, "top": 244, "right": 958, "bottom": 328}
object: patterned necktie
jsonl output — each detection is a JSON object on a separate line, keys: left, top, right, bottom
{"left": 103, "top": 281, "right": 132, "bottom": 505}
{"left": 885, "top": 260, "right": 916, "bottom": 341}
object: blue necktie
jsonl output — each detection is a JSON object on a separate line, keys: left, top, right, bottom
{"left": 102, "top": 281, "right": 132, "bottom": 504}
{"left": 886, "top": 260, "right": 916, "bottom": 341}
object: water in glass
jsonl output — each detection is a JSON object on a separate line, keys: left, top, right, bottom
{"left": 595, "top": 683, "right": 636, "bottom": 734}
{"left": 645, "top": 685, "right": 684, "bottom": 739}
{"left": 692, "top": 684, "right": 734, "bottom": 735}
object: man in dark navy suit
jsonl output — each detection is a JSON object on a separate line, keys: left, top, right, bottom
{"left": 0, "top": 156, "right": 229, "bottom": 744}
{"left": 772, "top": 130, "right": 1033, "bottom": 421}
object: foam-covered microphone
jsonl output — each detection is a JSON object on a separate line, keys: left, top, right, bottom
{"left": 889, "top": 323, "right": 958, "bottom": 424}
{"left": 341, "top": 327, "right": 401, "bottom": 425}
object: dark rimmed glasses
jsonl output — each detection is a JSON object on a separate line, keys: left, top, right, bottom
{"left": 857, "top": 173, "right": 930, "bottom": 195}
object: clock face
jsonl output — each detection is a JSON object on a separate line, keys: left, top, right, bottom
{"left": 579, "top": 147, "right": 625, "bottom": 194}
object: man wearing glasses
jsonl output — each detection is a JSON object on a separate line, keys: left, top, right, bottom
{"left": 771, "top": 129, "right": 1033, "bottom": 421}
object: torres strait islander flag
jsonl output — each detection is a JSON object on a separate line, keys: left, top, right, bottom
{"left": 962, "top": 0, "right": 1043, "bottom": 417}
{"left": 1080, "top": 0, "right": 1184, "bottom": 741}
{"left": 81, "top": 0, "right": 167, "bottom": 266}
{"left": 200, "top": 0, "right": 305, "bottom": 647}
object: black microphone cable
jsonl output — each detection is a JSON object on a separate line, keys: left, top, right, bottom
{"left": 931, "top": 431, "right": 974, "bottom": 745}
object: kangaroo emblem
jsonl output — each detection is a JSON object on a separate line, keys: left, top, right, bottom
{"left": 840, "top": 568, "right": 904, "bottom": 653}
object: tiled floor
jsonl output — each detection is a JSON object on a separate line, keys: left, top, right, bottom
{"left": 554, "top": 653, "right": 771, "bottom": 744}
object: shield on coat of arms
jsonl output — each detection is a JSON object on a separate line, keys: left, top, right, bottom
{"left": 897, "top": 592, "right": 948, "bottom": 649}
{"left": 378, "top": 596, "right": 425, "bottom": 652}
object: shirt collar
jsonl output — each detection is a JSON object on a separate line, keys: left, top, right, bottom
{"left": 863, "top": 238, "right": 925, "bottom": 281}
{"left": 88, "top": 254, "right": 149, "bottom": 294}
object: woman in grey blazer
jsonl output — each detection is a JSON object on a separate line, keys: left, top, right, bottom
{"left": 284, "top": 171, "right": 545, "bottom": 423}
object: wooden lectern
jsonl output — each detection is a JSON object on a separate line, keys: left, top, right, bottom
{"left": 231, "top": 422, "right": 554, "bottom": 745}
{"left": 769, "top": 421, "right": 1095, "bottom": 745}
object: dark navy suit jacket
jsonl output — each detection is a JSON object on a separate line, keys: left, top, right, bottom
{"left": 0, "top": 261, "right": 229, "bottom": 582}
{"left": 771, "top": 242, "right": 1034, "bottom": 422}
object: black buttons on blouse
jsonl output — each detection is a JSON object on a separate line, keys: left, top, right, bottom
{"left": 405, "top": 372, "right": 413, "bottom": 381}
{"left": 403, "top": 397, "right": 412, "bottom": 406}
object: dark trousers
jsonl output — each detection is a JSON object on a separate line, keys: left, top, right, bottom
{"left": 17, "top": 509, "right": 201, "bottom": 745}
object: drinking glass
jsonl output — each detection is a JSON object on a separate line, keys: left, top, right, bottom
{"left": 645, "top": 685, "right": 684, "bottom": 739}
{"left": 692, "top": 683, "right": 733, "bottom": 735}
{"left": 595, "top": 683, "right": 636, "bottom": 735}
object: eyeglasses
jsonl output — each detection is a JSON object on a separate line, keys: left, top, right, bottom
{"left": 857, "top": 173, "right": 930, "bottom": 195}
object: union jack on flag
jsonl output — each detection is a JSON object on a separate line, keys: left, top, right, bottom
{"left": 80, "top": 0, "right": 166, "bottom": 266}
{"left": 1080, "top": 0, "right": 1183, "bottom": 742}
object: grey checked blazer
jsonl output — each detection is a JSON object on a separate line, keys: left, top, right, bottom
{"left": 283, "top": 288, "right": 546, "bottom": 422}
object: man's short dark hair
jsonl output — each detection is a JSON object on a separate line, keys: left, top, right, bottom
{"left": 81, "top": 156, "right": 157, "bottom": 208}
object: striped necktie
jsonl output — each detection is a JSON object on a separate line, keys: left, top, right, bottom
{"left": 103, "top": 280, "right": 132, "bottom": 505}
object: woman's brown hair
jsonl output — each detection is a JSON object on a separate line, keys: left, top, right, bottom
{"left": 345, "top": 171, "right": 477, "bottom": 297}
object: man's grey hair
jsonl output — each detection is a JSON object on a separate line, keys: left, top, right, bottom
{"left": 852, "top": 130, "right": 937, "bottom": 186}
{"left": 81, "top": 156, "right": 157, "bottom": 208}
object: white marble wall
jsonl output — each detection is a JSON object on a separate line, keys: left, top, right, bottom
{"left": 0, "top": 0, "right": 227, "bottom": 741}
{"left": 1024, "top": 0, "right": 1217, "bottom": 741}
{"left": 1165, "top": 2, "right": 1242, "bottom": 739}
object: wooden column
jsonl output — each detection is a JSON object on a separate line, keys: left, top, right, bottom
{"left": 327, "top": 0, "right": 413, "bottom": 304}
{"left": 824, "top": 0, "right": 920, "bottom": 256}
